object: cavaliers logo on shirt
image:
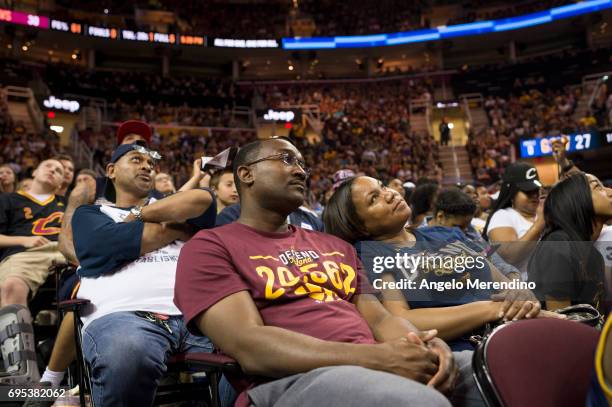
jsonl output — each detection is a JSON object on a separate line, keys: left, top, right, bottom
{"left": 2, "top": 192, "right": 65, "bottom": 238}
{"left": 249, "top": 248, "right": 357, "bottom": 302}
{"left": 31, "top": 211, "right": 64, "bottom": 236}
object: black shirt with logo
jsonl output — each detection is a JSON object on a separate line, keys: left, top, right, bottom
{"left": 0, "top": 191, "right": 66, "bottom": 260}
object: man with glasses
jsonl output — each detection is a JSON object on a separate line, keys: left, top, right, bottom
{"left": 215, "top": 141, "right": 323, "bottom": 231}
{"left": 176, "top": 137, "right": 484, "bottom": 407}
{"left": 70, "top": 143, "right": 230, "bottom": 406}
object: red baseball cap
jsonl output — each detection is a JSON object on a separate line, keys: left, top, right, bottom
{"left": 116, "top": 120, "right": 152, "bottom": 145}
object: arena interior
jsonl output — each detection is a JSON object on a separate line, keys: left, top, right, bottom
{"left": 0, "top": 0, "right": 612, "bottom": 406}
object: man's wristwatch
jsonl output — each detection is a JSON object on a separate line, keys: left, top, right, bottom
{"left": 130, "top": 205, "right": 145, "bottom": 222}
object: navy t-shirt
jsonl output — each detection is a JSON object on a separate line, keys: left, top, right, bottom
{"left": 73, "top": 189, "right": 216, "bottom": 278}
{"left": 216, "top": 203, "right": 324, "bottom": 232}
{"left": 356, "top": 226, "right": 494, "bottom": 350}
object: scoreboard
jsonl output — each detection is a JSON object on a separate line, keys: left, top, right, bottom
{"left": 519, "top": 131, "right": 612, "bottom": 158}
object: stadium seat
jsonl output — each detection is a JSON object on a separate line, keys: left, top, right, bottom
{"left": 472, "top": 318, "right": 600, "bottom": 407}
{"left": 58, "top": 299, "right": 238, "bottom": 407}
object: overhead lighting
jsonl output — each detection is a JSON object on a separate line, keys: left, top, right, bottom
{"left": 71, "top": 53, "right": 78, "bottom": 60}
{"left": 288, "top": 65, "right": 294, "bottom": 71}
{"left": 448, "top": 123, "right": 455, "bottom": 129}
{"left": 50, "top": 125, "right": 64, "bottom": 133}
{"left": 21, "top": 45, "right": 28, "bottom": 51}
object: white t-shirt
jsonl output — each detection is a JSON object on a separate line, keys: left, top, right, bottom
{"left": 78, "top": 203, "right": 183, "bottom": 329}
{"left": 30, "top": 193, "right": 52, "bottom": 202}
{"left": 487, "top": 207, "right": 535, "bottom": 280}
{"left": 595, "top": 225, "right": 612, "bottom": 296}
{"left": 471, "top": 217, "right": 486, "bottom": 235}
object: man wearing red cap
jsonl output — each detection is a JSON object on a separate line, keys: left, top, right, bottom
{"left": 31, "top": 121, "right": 158, "bottom": 396}
{"left": 91, "top": 120, "right": 153, "bottom": 203}
{"left": 115, "top": 120, "right": 152, "bottom": 146}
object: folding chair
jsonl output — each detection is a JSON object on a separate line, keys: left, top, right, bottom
{"left": 473, "top": 318, "right": 600, "bottom": 407}
{"left": 58, "top": 299, "right": 238, "bottom": 407}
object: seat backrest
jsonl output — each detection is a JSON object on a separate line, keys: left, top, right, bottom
{"left": 478, "top": 318, "right": 599, "bottom": 407}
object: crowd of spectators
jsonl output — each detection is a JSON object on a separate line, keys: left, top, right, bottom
{"left": 80, "top": 125, "right": 254, "bottom": 189}
{"left": 0, "top": 93, "right": 62, "bottom": 189}
{"left": 0, "top": 131, "right": 61, "bottom": 180}
{"left": 591, "top": 82, "right": 612, "bottom": 129}
{"left": 162, "top": 1, "right": 287, "bottom": 39}
{"left": 296, "top": 0, "right": 427, "bottom": 36}
{"left": 1, "top": 5, "right": 611, "bottom": 402}
{"left": 64, "top": 76, "right": 442, "bottom": 203}
{"left": 447, "top": 0, "right": 572, "bottom": 26}
{"left": 0, "top": 58, "right": 252, "bottom": 128}
{"left": 457, "top": 46, "right": 612, "bottom": 184}
{"left": 0, "top": 93, "right": 12, "bottom": 136}
{"left": 3, "top": 0, "right": 576, "bottom": 39}
{"left": 41, "top": 63, "right": 248, "bottom": 108}
{"left": 4, "top": 45, "right": 612, "bottom": 199}
{"left": 246, "top": 79, "right": 440, "bottom": 198}
{"left": 467, "top": 87, "right": 580, "bottom": 184}
{"left": 6, "top": 57, "right": 437, "bottom": 193}
{"left": 106, "top": 100, "right": 237, "bottom": 127}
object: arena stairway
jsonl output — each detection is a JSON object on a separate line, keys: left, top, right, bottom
{"left": 439, "top": 145, "right": 473, "bottom": 185}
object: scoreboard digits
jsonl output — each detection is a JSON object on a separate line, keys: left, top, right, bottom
{"left": 519, "top": 132, "right": 609, "bottom": 158}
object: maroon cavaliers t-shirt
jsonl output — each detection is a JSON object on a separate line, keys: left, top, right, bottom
{"left": 174, "top": 223, "right": 376, "bottom": 403}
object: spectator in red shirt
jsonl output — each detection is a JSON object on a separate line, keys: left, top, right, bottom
{"left": 175, "top": 137, "right": 484, "bottom": 407}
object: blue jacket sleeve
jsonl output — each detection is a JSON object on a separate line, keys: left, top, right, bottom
{"left": 289, "top": 209, "right": 324, "bottom": 232}
{"left": 186, "top": 188, "right": 217, "bottom": 230}
{"left": 72, "top": 205, "right": 144, "bottom": 278}
{"left": 215, "top": 203, "right": 241, "bottom": 226}
{"left": 310, "top": 214, "right": 324, "bottom": 232}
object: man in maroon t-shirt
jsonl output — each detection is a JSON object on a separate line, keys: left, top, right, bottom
{"left": 175, "top": 137, "right": 484, "bottom": 407}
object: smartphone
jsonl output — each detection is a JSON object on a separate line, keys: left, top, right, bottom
{"left": 201, "top": 147, "right": 237, "bottom": 173}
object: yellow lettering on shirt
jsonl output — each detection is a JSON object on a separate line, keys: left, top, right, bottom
{"left": 253, "top": 258, "right": 357, "bottom": 301}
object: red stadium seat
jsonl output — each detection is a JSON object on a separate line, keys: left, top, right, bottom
{"left": 473, "top": 318, "right": 600, "bottom": 407}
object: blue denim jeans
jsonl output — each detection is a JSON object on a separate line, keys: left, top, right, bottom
{"left": 82, "top": 311, "right": 235, "bottom": 407}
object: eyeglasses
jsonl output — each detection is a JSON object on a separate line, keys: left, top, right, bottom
{"left": 245, "top": 152, "right": 310, "bottom": 176}
{"left": 132, "top": 145, "right": 162, "bottom": 161}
